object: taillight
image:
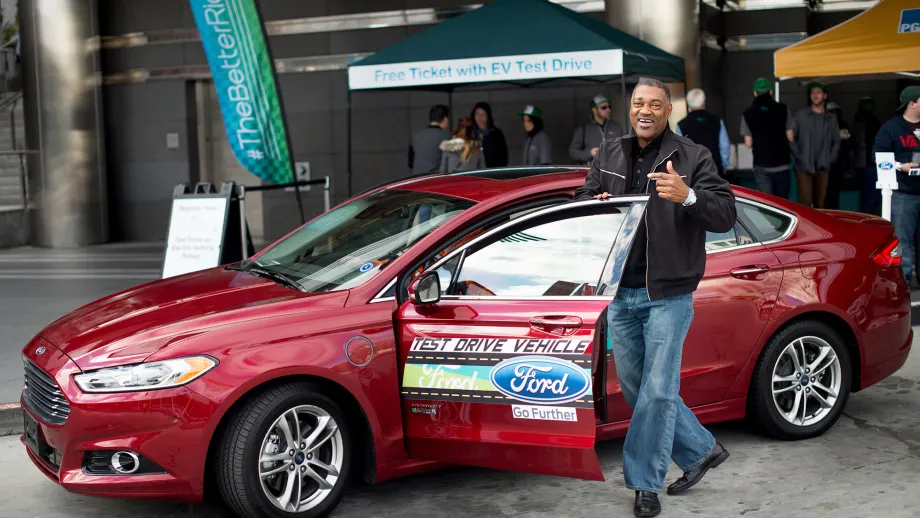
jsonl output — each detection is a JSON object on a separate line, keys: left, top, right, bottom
{"left": 872, "top": 237, "right": 902, "bottom": 266}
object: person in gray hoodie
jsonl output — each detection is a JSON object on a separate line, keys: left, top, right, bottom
{"left": 518, "top": 105, "right": 552, "bottom": 166}
{"left": 792, "top": 81, "right": 840, "bottom": 208}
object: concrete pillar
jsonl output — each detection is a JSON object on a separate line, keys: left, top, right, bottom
{"left": 20, "top": 0, "right": 108, "bottom": 247}
{"left": 605, "top": 0, "right": 700, "bottom": 125}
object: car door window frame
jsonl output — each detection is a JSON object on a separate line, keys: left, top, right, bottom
{"left": 703, "top": 197, "right": 798, "bottom": 255}
{"left": 369, "top": 195, "right": 572, "bottom": 304}
{"left": 404, "top": 197, "right": 649, "bottom": 302}
{"left": 733, "top": 198, "right": 798, "bottom": 247}
{"left": 375, "top": 196, "right": 798, "bottom": 302}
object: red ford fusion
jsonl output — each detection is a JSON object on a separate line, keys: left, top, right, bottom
{"left": 20, "top": 167, "right": 912, "bottom": 517}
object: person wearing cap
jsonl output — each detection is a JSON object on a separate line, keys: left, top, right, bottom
{"left": 791, "top": 81, "right": 841, "bottom": 209}
{"left": 873, "top": 85, "right": 920, "bottom": 285}
{"left": 568, "top": 94, "right": 624, "bottom": 164}
{"left": 676, "top": 88, "right": 731, "bottom": 179}
{"left": 741, "top": 77, "right": 796, "bottom": 199}
{"left": 518, "top": 105, "right": 552, "bottom": 166}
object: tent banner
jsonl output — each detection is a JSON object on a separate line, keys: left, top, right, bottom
{"left": 348, "top": 49, "right": 624, "bottom": 90}
{"left": 189, "top": 0, "right": 294, "bottom": 184}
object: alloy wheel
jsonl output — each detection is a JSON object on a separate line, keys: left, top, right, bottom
{"left": 771, "top": 336, "right": 842, "bottom": 427}
{"left": 257, "top": 405, "right": 344, "bottom": 513}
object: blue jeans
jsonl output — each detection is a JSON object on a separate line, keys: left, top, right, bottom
{"left": 607, "top": 288, "right": 715, "bottom": 493}
{"left": 892, "top": 191, "right": 920, "bottom": 283}
{"left": 753, "top": 166, "right": 791, "bottom": 200}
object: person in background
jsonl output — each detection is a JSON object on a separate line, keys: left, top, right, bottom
{"left": 676, "top": 88, "right": 731, "bottom": 179}
{"left": 873, "top": 86, "right": 920, "bottom": 286}
{"left": 471, "top": 102, "right": 508, "bottom": 167}
{"left": 409, "top": 104, "right": 450, "bottom": 174}
{"left": 825, "top": 102, "right": 852, "bottom": 210}
{"left": 519, "top": 105, "right": 552, "bottom": 166}
{"left": 569, "top": 94, "right": 624, "bottom": 164}
{"left": 439, "top": 116, "right": 486, "bottom": 173}
{"left": 792, "top": 81, "right": 840, "bottom": 208}
{"left": 741, "top": 78, "right": 795, "bottom": 199}
{"left": 853, "top": 97, "right": 882, "bottom": 215}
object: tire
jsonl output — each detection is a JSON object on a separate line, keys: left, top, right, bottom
{"left": 749, "top": 319, "right": 852, "bottom": 440}
{"left": 216, "top": 382, "right": 352, "bottom": 518}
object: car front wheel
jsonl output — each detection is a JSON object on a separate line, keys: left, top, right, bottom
{"left": 216, "top": 382, "right": 351, "bottom": 518}
{"left": 749, "top": 320, "right": 852, "bottom": 440}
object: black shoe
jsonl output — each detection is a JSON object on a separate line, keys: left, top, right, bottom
{"left": 667, "top": 442, "right": 730, "bottom": 495}
{"left": 634, "top": 490, "right": 661, "bottom": 517}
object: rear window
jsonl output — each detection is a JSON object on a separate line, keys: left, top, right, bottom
{"left": 737, "top": 202, "right": 793, "bottom": 242}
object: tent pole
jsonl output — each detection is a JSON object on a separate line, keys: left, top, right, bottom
{"left": 347, "top": 89, "right": 353, "bottom": 198}
{"left": 774, "top": 80, "right": 780, "bottom": 102}
{"left": 620, "top": 74, "right": 627, "bottom": 128}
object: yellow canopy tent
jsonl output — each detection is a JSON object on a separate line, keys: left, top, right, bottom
{"left": 774, "top": 0, "right": 920, "bottom": 81}
{"left": 774, "top": 0, "right": 919, "bottom": 219}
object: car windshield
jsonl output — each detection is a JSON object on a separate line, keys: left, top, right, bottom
{"left": 245, "top": 189, "right": 475, "bottom": 293}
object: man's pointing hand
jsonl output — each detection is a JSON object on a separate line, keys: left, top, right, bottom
{"left": 648, "top": 161, "right": 689, "bottom": 203}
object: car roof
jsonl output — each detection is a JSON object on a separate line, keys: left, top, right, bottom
{"left": 367, "top": 166, "right": 798, "bottom": 215}
{"left": 379, "top": 166, "right": 589, "bottom": 203}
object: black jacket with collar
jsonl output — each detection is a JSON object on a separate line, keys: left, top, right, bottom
{"left": 573, "top": 129, "right": 737, "bottom": 300}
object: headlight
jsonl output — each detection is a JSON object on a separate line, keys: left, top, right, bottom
{"left": 73, "top": 356, "right": 218, "bottom": 393}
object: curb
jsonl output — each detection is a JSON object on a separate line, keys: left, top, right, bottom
{"left": 0, "top": 403, "right": 22, "bottom": 437}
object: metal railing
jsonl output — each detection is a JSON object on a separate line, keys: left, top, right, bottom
{"left": 0, "top": 35, "right": 20, "bottom": 94}
{"left": 0, "top": 90, "right": 37, "bottom": 211}
{"left": 237, "top": 178, "right": 332, "bottom": 260}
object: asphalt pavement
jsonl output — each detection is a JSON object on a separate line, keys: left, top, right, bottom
{"left": 1, "top": 331, "right": 919, "bottom": 517}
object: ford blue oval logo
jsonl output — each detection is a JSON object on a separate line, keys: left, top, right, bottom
{"left": 489, "top": 356, "right": 591, "bottom": 405}
{"left": 35, "top": 347, "right": 46, "bottom": 356}
{"left": 879, "top": 162, "right": 895, "bottom": 171}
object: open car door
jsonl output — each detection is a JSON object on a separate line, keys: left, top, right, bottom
{"left": 394, "top": 198, "right": 646, "bottom": 481}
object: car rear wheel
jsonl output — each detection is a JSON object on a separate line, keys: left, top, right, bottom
{"left": 749, "top": 320, "right": 852, "bottom": 440}
{"left": 216, "top": 382, "right": 351, "bottom": 518}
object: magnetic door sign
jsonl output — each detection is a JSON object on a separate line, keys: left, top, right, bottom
{"left": 402, "top": 336, "right": 594, "bottom": 408}
{"left": 189, "top": 0, "right": 294, "bottom": 184}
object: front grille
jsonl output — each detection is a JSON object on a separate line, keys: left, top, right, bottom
{"left": 22, "top": 360, "right": 70, "bottom": 425}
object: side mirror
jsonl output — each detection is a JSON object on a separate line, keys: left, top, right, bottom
{"left": 408, "top": 271, "right": 441, "bottom": 305}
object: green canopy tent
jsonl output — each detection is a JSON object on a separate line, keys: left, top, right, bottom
{"left": 343, "top": 0, "right": 685, "bottom": 194}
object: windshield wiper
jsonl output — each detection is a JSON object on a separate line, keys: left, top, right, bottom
{"left": 231, "top": 262, "right": 303, "bottom": 291}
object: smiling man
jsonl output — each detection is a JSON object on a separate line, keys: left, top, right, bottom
{"left": 574, "top": 78, "right": 736, "bottom": 517}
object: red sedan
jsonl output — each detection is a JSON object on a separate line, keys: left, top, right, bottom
{"left": 20, "top": 167, "right": 912, "bottom": 518}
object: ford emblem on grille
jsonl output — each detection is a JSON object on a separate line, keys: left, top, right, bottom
{"left": 489, "top": 355, "right": 591, "bottom": 404}
{"left": 35, "top": 347, "right": 46, "bottom": 355}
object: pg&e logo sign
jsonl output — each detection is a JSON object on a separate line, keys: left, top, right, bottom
{"left": 899, "top": 8, "right": 920, "bottom": 33}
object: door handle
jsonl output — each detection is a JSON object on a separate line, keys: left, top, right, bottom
{"left": 530, "top": 316, "right": 583, "bottom": 327}
{"left": 730, "top": 265, "right": 770, "bottom": 279}
{"left": 530, "top": 315, "right": 583, "bottom": 336}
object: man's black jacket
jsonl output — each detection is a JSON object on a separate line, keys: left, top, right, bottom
{"left": 574, "top": 129, "right": 737, "bottom": 301}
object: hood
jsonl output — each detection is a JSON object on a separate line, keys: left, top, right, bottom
{"left": 440, "top": 137, "right": 467, "bottom": 153}
{"left": 40, "top": 267, "right": 349, "bottom": 370}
